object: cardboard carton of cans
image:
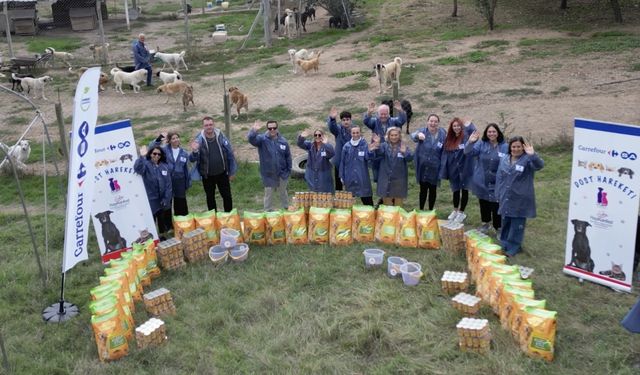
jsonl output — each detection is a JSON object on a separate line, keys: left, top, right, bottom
{"left": 135, "top": 318, "right": 167, "bottom": 349}
{"left": 143, "top": 287, "right": 176, "bottom": 316}
{"left": 182, "top": 228, "right": 208, "bottom": 262}
{"left": 157, "top": 238, "right": 186, "bottom": 270}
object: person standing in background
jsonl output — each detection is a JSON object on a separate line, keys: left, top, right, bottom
{"left": 132, "top": 33, "right": 153, "bottom": 87}
{"left": 339, "top": 125, "right": 374, "bottom": 205}
{"left": 327, "top": 107, "right": 352, "bottom": 191}
{"left": 297, "top": 129, "right": 335, "bottom": 193}
{"left": 134, "top": 145, "right": 173, "bottom": 239}
{"left": 150, "top": 132, "right": 191, "bottom": 215}
{"left": 412, "top": 114, "right": 446, "bottom": 211}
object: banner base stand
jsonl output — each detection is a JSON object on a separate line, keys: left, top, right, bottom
{"left": 42, "top": 301, "right": 79, "bottom": 323}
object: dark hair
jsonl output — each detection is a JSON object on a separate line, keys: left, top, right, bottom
{"left": 266, "top": 120, "right": 278, "bottom": 128}
{"left": 167, "top": 132, "right": 179, "bottom": 141}
{"left": 482, "top": 123, "right": 505, "bottom": 143}
{"left": 444, "top": 117, "right": 464, "bottom": 151}
{"left": 340, "top": 111, "right": 352, "bottom": 120}
{"left": 146, "top": 146, "right": 167, "bottom": 163}
{"left": 427, "top": 113, "right": 440, "bottom": 122}
{"left": 507, "top": 136, "right": 525, "bottom": 155}
{"left": 202, "top": 116, "right": 214, "bottom": 123}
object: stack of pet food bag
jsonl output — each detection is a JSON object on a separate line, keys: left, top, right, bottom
{"left": 463, "top": 230, "right": 557, "bottom": 361}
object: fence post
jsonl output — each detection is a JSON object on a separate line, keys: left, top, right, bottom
{"left": 223, "top": 92, "right": 231, "bottom": 140}
{"left": 263, "top": 0, "right": 272, "bottom": 47}
{"left": 55, "top": 103, "right": 69, "bottom": 166}
{"left": 392, "top": 81, "right": 399, "bottom": 101}
{"left": 182, "top": 0, "right": 191, "bottom": 52}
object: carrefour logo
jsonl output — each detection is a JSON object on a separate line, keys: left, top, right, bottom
{"left": 76, "top": 121, "right": 89, "bottom": 186}
{"left": 609, "top": 149, "right": 637, "bottom": 160}
{"left": 578, "top": 145, "right": 607, "bottom": 154}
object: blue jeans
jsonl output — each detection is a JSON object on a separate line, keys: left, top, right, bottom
{"left": 136, "top": 63, "right": 153, "bottom": 85}
{"left": 500, "top": 216, "right": 526, "bottom": 256}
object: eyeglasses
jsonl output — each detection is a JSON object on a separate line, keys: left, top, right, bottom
{"left": 314, "top": 134, "right": 322, "bottom": 137}
{"left": 151, "top": 152, "right": 161, "bottom": 156}
{"left": 267, "top": 127, "right": 277, "bottom": 130}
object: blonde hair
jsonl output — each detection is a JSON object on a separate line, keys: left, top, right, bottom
{"left": 385, "top": 127, "right": 401, "bottom": 143}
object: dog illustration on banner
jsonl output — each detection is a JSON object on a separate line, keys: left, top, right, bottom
{"left": 109, "top": 177, "right": 122, "bottom": 192}
{"left": 94, "top": 210, "right": 127, "bottom": 253}
{"left": 596, "top": 187, "right": 608, "bottom": 207}
{"left": 567, "top": 219, "right": 595, "bottom": 272}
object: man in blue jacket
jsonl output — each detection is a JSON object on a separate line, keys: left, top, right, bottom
{"left": 363, "top": 100, "right": 406, "bottom": 183}
{"left": 132, "top": 33, "right": 153, "bottom": 86}
{"left": 327, "top": 107, "right": 352, "bottom": 191}
{"left": 189, "top": 116, "right": 237, "bottom": 212}
{"left": 248, "top": 120, "right": 292, "bottom": 211}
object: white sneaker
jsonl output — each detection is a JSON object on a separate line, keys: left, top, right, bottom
{"left": 454, "top": 212, "right": 467, "bottom": 223}
{"left": 478, "top": 223, "right": 491, "bottom": 234}
{"left": 447, "top": 210, "right": 458, "bottom": 221}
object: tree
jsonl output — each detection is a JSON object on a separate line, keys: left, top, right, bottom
{"left": 475, "top": 0, "right": 498, "bottom": 30}
{"left": 313, "top": 0, "right": 360, "bottom": 28}
{"left": 560, "top": 0, "right": 622, "bottom": 22}
{"left": 452, "top": 0, "right": 458, "bottom": 17}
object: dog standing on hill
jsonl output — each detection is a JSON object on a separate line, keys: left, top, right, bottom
{"left": 10, "top": 73, "right": 34, "bottom": 92}
{"left": 182, "top": 85, "right": 194, "bottom": 112}
{"left": 296, "top": 51, "right": 322, "bottom": 75}
{"left": 157, "top": 80, "right": 191, "bottom": 104}
{"left": 228, "top": 86, "right": 249, "bottom": 119}
{"left": 20, "top": 75, "right": 53, "bottom": 100}
{"left": 374, "top": 57, "right": 402, "bottom": 93}
{"left": 111, "top": 68, "right": 147, "bottom": 94}
{"left": 45, "top": 47, "right": 74, "bottom": 68}
{"left": 0, "top": 139, "right": 31, "bottom": 176}
{"left": 89, "top": 43, "right": 110, "bottom": 63}
{"left": 69, "top": 67, "right": 110, "bottom": 92}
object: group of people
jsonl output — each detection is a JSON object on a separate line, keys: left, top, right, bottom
{"left": 135, "top": 103, "right": 544, "bottom": 257}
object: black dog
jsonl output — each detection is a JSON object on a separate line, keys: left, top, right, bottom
{"left": 115, "top": 62, "right": 136, "bottom": 73}
{"left": 305, "top": 6, "right": 315, "bottom": 21}
{"left": 329, "top": 16, "right": 342, "bottom": 28}
{"left": 568, "top": 219, "right": 595, "bottom": 272}
{"left": 10, "top": 73, "right": 34, "bottom": 92}
{"left": 401, "top": 99, "right": 413, "bottom": 134}
{"left": 95, "top": 210, "right": 127, "bottom": 253}
{"left": 618, "top": 167, "right": 634, "bottom": 179}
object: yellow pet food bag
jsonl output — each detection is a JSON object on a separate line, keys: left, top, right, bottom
{"left": 91, "top": 308, "right": 129, "bottom": 362}
{"left": 284, "top": 208, "right": 308, "bottom": 245}
{"left": 243, "top": 211, "right": 267, "bottom": 245}
{"left": 330, "top": 208, "right": 353, "bottom": 246}
{"left": 308, "top": 206, "right": 331, "bottom": 244}
{"left": 519, "top": 307, "right": 557, "bottom": 362}
{"left": 505, "top": 295, "right": 546, "bottom": 332}
{"left": 216, "top": 209, "right": 244, "bottom": 242}
{"left": 173, "top": 214, "right": 195, "bottom": 239}
{"left": 375, "top": 205, "right": 399, "bottom": 245}
{"left": 352, "top": 205, "right": 376, "bottom": 243}
{"left": 193, "top": 210, "right": 219, "bottom": 245}
{"left": 416, "top": 210, "right": 441, "bottom": 249}
{"left": 396, "top": 208, "right": 418, "bottom": 248}
{"left": 265, "top": 210, "right": 287, "bottom": 245}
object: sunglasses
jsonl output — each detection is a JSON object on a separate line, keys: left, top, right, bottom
{"left": 267, "top": 127, "right": 277, "bottom": 130}
{"left": 151, "top": 152, "right": 161, "bottom": 156}
{"left": 314, "top": 134, "right": 322, "bottom": 137}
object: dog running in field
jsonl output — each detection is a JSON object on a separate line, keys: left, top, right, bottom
{"left": 374, "top": 57, "right": 403, "bottom": 93}
{"left": 45, "top": 47, "right": 74, "bottom": 68}
{"left": 0, "top": 139, "right": 31, "bottom": 176}
{"left": 296, "top": 51, "right": 322, "bottom": 75}
{"left": 228, "top": 86, "right": 249, "bottom": 119}
{"left": 152, "top": 48, "right": 188, "bottom": 71}
{"left": 111, "top": 67, "right": 147, "bottom": 94}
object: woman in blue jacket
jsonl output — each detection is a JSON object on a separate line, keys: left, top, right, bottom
{"left": 495, "top": 136, "right": 544, "bottom": 257}
{"left": 440, "top": 117, "right": 476, "bottom": 223}
{"left": 150, "top": 132, "right": 191, "bottom": 215}
{"left": 339, "top": 125, "right": 374, "bottom": 205}
{"left": 372, "top": 127, "right": 413, "bottom": 206}
{"left": 412, "top": 114, "right": 446, "bottom": 211}
{"left": 464, "top": 124, "right": 508, "bottom": 234}
{"left": 134, "top": 145, "right": 173, "bottom": 238}
{"left": 297, "top": 129, "right": 335, "bottom": 193}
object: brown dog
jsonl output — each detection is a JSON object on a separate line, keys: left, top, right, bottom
{"left": 182, "top": 85, "right": 194, "bottom": 112}
{"left": 69, "top": 67, "right": 110, "bottom": 92}
{"left": 228, "top": 86, "right": 249, "bottom": 119}
{"left": 296, "top": 51, "right": 322, "bottom": 75}
{"left": 157, "top": 81, "right": 190, "bottom": 103}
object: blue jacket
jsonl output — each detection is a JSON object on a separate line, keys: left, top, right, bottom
{"left": 133, "top": 40, "right": 151, "bottom": 69}
{"left": 496, "top": 153, "right": 544, "bottom": 218}
{"left": 373, "top": 142, "right": 413, "bottom": 198}
{"left": 412, "top": 127, "right": 446, "bottom": 185}
{"left": 464, "top": 140, "right": 508, "bottom": 201}
{"left": 327, "top": 116, "right": 352, "bottom": 167}
{"left": 149, "top": 141, "right": 191, "bottom": 198}
{"left": 134, "top": 157, "right": 173, "bottom": 214}
{"left": 297, "top": 135, "right": 335, "bottom": 193}
{"left": 362, "top": 111, "right": 406, "bottom": 141}
{"left": 440, "top": 123, "right": 476, "bottom": 191}
{"left": 189, "top": 128, "right": 237, "bottom": 179}
{"left": 248, "top": 129, "right": 292, "bottom": 188}
{"left": 339, "top": 138, "right": 373, "bottom": 198}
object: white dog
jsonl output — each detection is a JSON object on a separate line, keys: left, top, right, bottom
{"left": 20, "top": 75, "right": 53, "bottom": 100}
{"left": 374, "top": 57, "right": 403, "bottom": 93}
{"left": 284, "top": 9, "right": 294, "bottom": 38}
{"left": 89, "top": 43, "right": 110, "bottom": 63}
{"left": 156, "top": 70, "right": 182, "bottom": 85}
{"left": 288, "top": 48, "right": 316, "bottom": 74}
{"left": 0, "top": 140, "right": 31, "bottom": 176}
{"left": 152, "top": 49, "right": 188, "bottom": 71}
{"left": 45, "top": 47, "right": 74, "bottom": 68}
{"left": 110, "top": 68, "right": 147, "bottom": 94}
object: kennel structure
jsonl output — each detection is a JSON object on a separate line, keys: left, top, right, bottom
{"left": 0, "top": 0, "right": 38, "bottom": 36}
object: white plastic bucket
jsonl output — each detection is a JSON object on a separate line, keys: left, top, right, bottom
{"left": 209, "top": 245, "right": 228, "bottom": 265}
{"left": 230, "top": 243, "right": 249, "bottom": 262}
{"left": 387, "top": 256, "right": 407, "bottom": 278}
{"left": 400, "top": 262, "right": 423, "bottom": 286}
{"left": 363, "top": 248, "right": 385, "bottom": 268}
{"left": 220, "top": 228, "right": 240, "bottom": 249}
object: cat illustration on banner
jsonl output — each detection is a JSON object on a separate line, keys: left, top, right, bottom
{"left": 599, "top": 262, "right": 626, "bottom": 281}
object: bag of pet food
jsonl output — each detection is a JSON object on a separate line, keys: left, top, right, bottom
{"left": 173, "top": 214, "right": 195, "bottom": 239}
{"left": 89, "top": 295, "right": 133, "bottom": 342}
{"left": 90, "top": 282, "right": 135, "bottom": 335}
{"left": 330, "top": 208, "right": 352, "bottom": 246}
{"left": 375, "top": 205, "right": 399, "bottom": 245}
{"left": 489, "top": 272, "right": 532, "bottom": 314}
{"left": 396, "top": 208, "right": 418, "bottom": 248}
{"left": 105, "top": 262, "right": 141, "bottom": 302}
{"left": 415, "top": 210, "right": 441, "bottom": 249}
{"left": 265, "top": 210, "right": 286, "bottom": 245}
{"left": 194, "top": 209, "right": 219, "bottom": 245}
{"left": 99, "top": 273, "right": 135, "bottom": 313}
{"left": 519, "top": 307, "right": 557, "bottom": 362}
{"left": 308, "top": 206, "right": 331, "bottom": 244}
{"left": 352, "top": 205, "right": 376, "bottom": 243}
{"left": 243, "top": 211, "right": 267, "bottom": 246}
{"left": 284, "top": 208, "right": 308, "bottom": 245}
{"left": 142, "top": 239, "right": 161, "bottom": 279}
{"left": 91, "top": 308, "right": 129, "bottom": 362}
{"left": 504, "top": 295, "right": 545, "bottom": 332}
{"left": 216, "top": 209, "right": 244, "bottom": 242}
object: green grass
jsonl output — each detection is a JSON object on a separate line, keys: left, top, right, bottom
{"left": 475, "top": 40, "right": 510, "bottom": 49}
{"left": 25, "top": 37, "right": 85, "bottom": 53}
{"left": 434, "top": 51, "right": 490, "bottom": 65}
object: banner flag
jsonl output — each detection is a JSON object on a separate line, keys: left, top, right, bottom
{"left": 62, "top": 68, "right": 100, "bottom": 272}
{"left": 564, "top": 118, "right": 640, "bottom": 292}
{"left": 91, "top": 119, "right": 158, "bottom": 263}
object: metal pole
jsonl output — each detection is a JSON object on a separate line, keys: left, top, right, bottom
{"left": 4, "top": 2, "right": 14, "bottom": 58}
{"left": 182, "top": 0, "right": 190, "bottom": 52}
{"left": 276, "top": 0, "right": 280, "bottom": 35}
{"left": 240, "top": 3, "right": 262, "bottom": 50}
{"left": 223, "top": 73, "right": 231, "bottom": 139}
{"left": 340, "top": 0, "right": 351, "bottom": 28}
{"left": 96, "top": 0, "right": 107, "bottom": 65}
{"left": 262, "top": 0, "right": 271, "bottom": 47}
{"left": 55, "top": 103, "right": 69, "bottom": 166}
{"left": 392, "top": 81, "right": 399, "bottom": 100}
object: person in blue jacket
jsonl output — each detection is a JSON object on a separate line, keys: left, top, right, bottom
{"left": 440, "top": 117, "right": 476, "bottom": 223}
{"left": 149, "top": 132, "right": 191, "bottom": 216}
{"left": 134, "top": 145, "right": 173, "bottom": 238}
{"left": 327, "top": 106, "right": 352, "bottom": 191}
{"left": 411, "top": 114, "right": 446, "bottom": 211}
{"left": 464, "top": 123, "right": 508, "bottom": 234}
{"left": 495, "top": 136, "right": 544, "bottom": 257}
{"left": 189, "top": 117, "right": 237, "bottom": 212}
{"left": 132, "top": 33, "right": 153, "bottom": 86}
{"left": 339, "top": 125, "right": 374, "bottom": 205}
{"left": 248, "top": 120, "right": 292, "bottom": 211}
{"left": 363, "top": 100, "right": 406, "bottom": 182}
{"left": 297, "top": 129, "right": 335, "bottom": 193}
{"left": 372, "top": 127, "right": 413, "bottom": 206}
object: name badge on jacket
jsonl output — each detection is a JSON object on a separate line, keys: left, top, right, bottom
{"left": 280, "top": 144, "right": 286, "bottom": 150}
{"left": 358, "top": 151, "right": 365, "bottom": 157}
{"left": 180, "top": 156, "right": 187, "bottom": 162}
{"left": 161, "top": 170, "right": 168, "bottom": 176}
{"left": 515, "top": 165, "right": 524, "bottom": 172}
{"left": 437, "top": 142, "right": 443, "bottom": 148}
{"left": 498, "top": 152, "right": 506, "bottom": 158}
{"left": 397, "top": 152, "right": 404, "bottom": 158}
{"left": 321, "top": 151, "right": 327, "bottom": 157}
{"left": 458, "top": 144, "right": 465, "bottom": 149}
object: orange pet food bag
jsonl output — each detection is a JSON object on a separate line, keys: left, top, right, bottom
{"left": 416, "top": 210, "right": 440, "bottom": 249}
{"left": 216, "top": 208, "right": 243, "bottom": 242}
{"left": 330, "top": 208, "right": 353, "bottom": 246}
{"left": 173, "top": 214, "right": 195, "bottom": 239}
{"left": 308, "top": 206, "right": 331, "bottom": 244}
{"left": 375, "top": 205, "right": 399, "bottom": 245}
{"left": 519, "top": 308, "right": 557, "bottom": 362}
{"left": 91, "top": 308, "right": 129, "bottom": 362}
{"left": 243, "top": 211, "right": 266, "bottom": 245}
{"left": 265, "top": 210, "right": 287, "bottom": 245}
{"left": 396, "top": 208, "right": 418, "bottom": 248}
{"left": 352, "top": 205, "right": 376, "bottom": 243}
{"left": 284, "top": 208, "right": 308, "bottom": 245}
{"left": 194, "top": 210, "right": 219, "bottom": 245}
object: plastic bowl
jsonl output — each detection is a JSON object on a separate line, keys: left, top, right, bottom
{"left": 387, "top": 256, "right": 407, "bottom": 278}
{"left": 220, "top": 228, "right": 240, "bottom": 249}
{"left": 230, "top": 243, "right": 249, "bottom": 262}
{"left": 363, "top": 248, "right": 385, "bottom": 268}
{"left": 208, "top": 245, "right": 228, "bottom": 265}
{"left": 400, "top": 262, "right": 423, "bottom": 286}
